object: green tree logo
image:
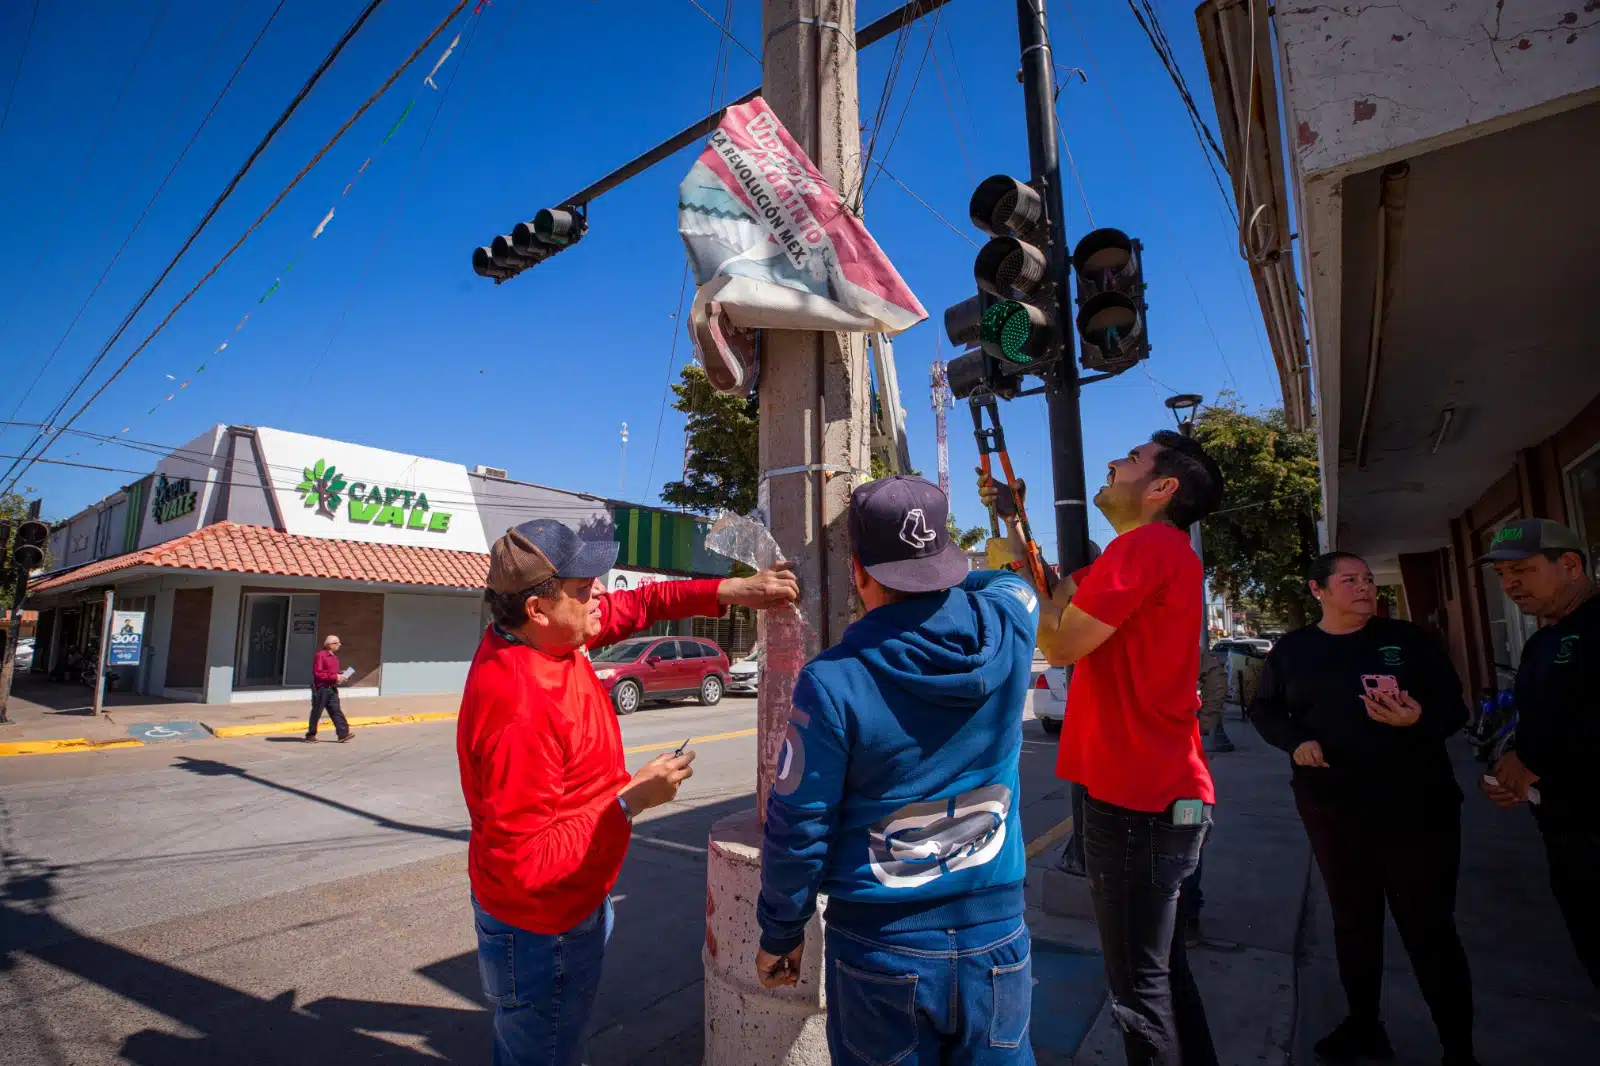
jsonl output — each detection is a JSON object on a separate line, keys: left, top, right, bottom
{"left": 297, "top": 459, "right": 348, "bottom": 519}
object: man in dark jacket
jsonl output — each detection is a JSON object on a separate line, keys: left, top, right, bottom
{"left": 755, "top": 476, "right": 1041, "bottom": 1065}
{"left": 307, "top": 634, "right": 351, "bottom": 742}
{"left": 1480, "top": 519, "right": 1600, "bottom": 986}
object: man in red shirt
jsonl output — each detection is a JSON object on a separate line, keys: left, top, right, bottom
{"left": 983, "top": 429, "right": 1224, "bottom": 1066}
{"left": 306, "top": 634, "right": 351, "bottom": 742}
{"left": 459, "top": 518, "right": 796, "bottom": 1066}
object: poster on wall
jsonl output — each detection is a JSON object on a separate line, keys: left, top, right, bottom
{"left": 604, "top": 569, "right": 687, "bottom": 594}
{"left": 107, "top": 611, "right": 145, "bottom": 666}
{"left": 255, "top": 427, "right": 490, "bottom": 554}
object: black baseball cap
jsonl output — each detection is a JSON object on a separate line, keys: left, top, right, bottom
{"left": 848, "top": 475, "right": 969, "bottom": 594}
{"left": 1476, "top": 518, "right": 1586, "bottom": 564}
{"left": 487, "top": 518, "right": 619, "bottom": 594}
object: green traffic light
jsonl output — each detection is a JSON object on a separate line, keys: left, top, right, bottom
{"left": 980, "top": 300, "right": 1049, "bottom": 365}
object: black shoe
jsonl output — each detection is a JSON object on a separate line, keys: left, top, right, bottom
{"left": 337, "top": 732, "right": 353, "bottom": 743}
{"left": 303, "top": 734, "right": 317, "bottom": 743}
{"left": 1210, "top": 725, "right": 1237, "bottom": 753}
{"left": 1314, "top": 1017, "right": 1394, "bottom": 1062}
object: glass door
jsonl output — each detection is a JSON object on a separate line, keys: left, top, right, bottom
{"left": 239, "top": 594, "right": 290, "bottom": 687}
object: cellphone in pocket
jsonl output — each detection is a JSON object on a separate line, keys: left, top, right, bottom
{"left": 1360, "top": 674, "right": 1400, "bottom": 700}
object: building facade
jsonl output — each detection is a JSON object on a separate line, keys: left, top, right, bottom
{"left": 27, "top": 426, "right": 737, "bottom": 703}
{"left": 1197, "top": 0, "right": 1600, "bottom": 693}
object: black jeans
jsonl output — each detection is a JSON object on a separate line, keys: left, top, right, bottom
{"left": 1539, "top": 819, "right": 1600, "bottom": 987}
{"left": 1294, "top": 787, "right": 1473, "bottom": 1054}
{"left": 1082, "top": 794, "right": 1218, "bottom": 1066}
{"left": 308, "top": 684, "right": 349, "bottom": 738}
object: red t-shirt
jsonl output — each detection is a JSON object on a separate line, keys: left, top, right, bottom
{"left": 1056, "top": 522, "right": 1214, "bottom": 811}
{"left": 457, "top": 579, "right": 724, "bottom": 934}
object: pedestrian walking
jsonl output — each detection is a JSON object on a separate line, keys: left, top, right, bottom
{"left": 1201, "top": 647, "right": 1235, "bottom": 753}
{"left": 1252, "top": 551, "right": 1477, "bottom": 1066}
{"left": 987, "top": 429, "right": 1224, "bottom": 1066}
{"left": 306, "top": 634, "right": 352, "bottom": 743}
{"left": 1478, "top": 519, "right": 1600, "bottom": 987}
{"left": 458, "top": 518, "right": 796, "bottom": 1066}
{"left": 755, "top": 476, "right": 1041, "bottom": 1065}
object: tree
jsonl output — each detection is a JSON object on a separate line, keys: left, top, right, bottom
{"left": 1192, "top": 396, "right": 1322, "bottom": 629}
{"left": 660, "top": 364, "right": 760, "bottom": 515}
{"left": 1, "top": 491, "right": 45, "bottom": 613}
{"left": 948, "top": 518, "right": 988, "bottom": 551}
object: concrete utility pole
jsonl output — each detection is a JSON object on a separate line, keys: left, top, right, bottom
{"left": 703, "top": 2, "right": 866, "bottom": 1063}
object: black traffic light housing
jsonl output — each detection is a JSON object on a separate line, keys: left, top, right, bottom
{"left": 473, "top": 207, "right": 589, "bottom": 283}
{"left": 1071, "top": 227, "right": 1149, "bottom": 375}
{"left": 11, "top": 519, "right": 47, "bottom": 573}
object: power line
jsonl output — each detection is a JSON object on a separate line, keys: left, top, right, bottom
{"left": 0, "top": 0, "right": 392, "bottom": 493}
{"left": 0, "top": 0, "right": 284, "bottom": 454}
{"left": 683, "top": 0, "right": 760, "bottom": 63}
{"left": 3, "top": 0, "right": 472, "bottom": 497}
{"left": 0, "top": 0, "right": 41, "bottom": 144}
{"left": 862, "top": 4, "right": 945, "bottom": 204}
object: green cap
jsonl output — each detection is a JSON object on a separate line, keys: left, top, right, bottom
{"left": 1476, "top": 518, "right": 1585, "bottom": 564}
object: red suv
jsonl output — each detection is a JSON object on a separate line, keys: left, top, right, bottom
{"left": 591, "top": 636, "right": 730, "bottom": 714}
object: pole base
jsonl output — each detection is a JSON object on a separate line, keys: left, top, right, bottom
{"left": 703, "top": 807, "right": 830, "bottom": 1066}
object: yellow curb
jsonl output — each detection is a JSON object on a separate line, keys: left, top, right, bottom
{"left": 624, "top": 727, "right": 756, "bottom": 755}
{"left": 1025, "top": 816, "right": 1075, "bottom": 859}
{"left": 209, "top": 711, "right": 458, "bottom": 738}
{"left": 0, "top": 738, "right": 146, "bottom": 757}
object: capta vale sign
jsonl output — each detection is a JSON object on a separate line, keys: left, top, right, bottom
{"left": 296, "top": 458, "right": 453, "bottom": 533}
{"left": 151, "top": 474, "right": 197, "bottom": 524}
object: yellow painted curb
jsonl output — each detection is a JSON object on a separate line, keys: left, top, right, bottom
{"left": 624, "top": 727, "right": 756, "bottom": 755}
{"left": 209, "top": 711, "right": 458, "bottom": 738}
{"left": 0, "top": 738, "right": 146, "bottom": 757}
{"left": 1025, "top": 815, "right": 1075, "bottom": 859}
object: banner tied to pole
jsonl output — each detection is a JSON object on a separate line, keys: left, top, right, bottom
{"left": 678, "top": 96, "right": 926, "bottom": 395}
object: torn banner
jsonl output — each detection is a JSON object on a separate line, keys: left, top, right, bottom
{"left": 678, "top": 97, "right": 926, "bottom": 394}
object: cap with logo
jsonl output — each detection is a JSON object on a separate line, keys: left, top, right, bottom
{"left": 1475, "top": 518, "right": 1586, "bottom": 564}
{"left": 487, "top": 518, "right": 620, "bottom": 595}
{"left": 848, "top": 475, "right": 969, "bottom": 594}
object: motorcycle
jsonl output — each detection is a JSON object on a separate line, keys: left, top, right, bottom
{"left": 1469, "top": 688, "right": 1517, "bottom": 764}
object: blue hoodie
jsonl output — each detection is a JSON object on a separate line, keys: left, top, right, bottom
{"left": 757, "top": 569, "right": 1041, "bottom": 955}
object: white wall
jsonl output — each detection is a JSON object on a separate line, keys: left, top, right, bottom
{"left": 380, "top": 592, "right": 482, "bottom": 696}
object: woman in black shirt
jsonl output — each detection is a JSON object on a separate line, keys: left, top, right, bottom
{"left": 1252, "top": 552, "right": 1477, "bottom": 1066}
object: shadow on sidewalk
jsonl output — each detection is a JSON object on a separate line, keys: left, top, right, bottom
{"left": 0, "top": 791, "right": 756, "bottom": 1066}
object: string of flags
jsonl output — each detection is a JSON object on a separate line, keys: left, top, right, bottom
{"left": 83, "top": 2, "right": 491, "bottom": 451}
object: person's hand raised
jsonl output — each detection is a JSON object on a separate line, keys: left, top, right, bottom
{"left": 718, "top": 563, "right": 799, "bottom": 610}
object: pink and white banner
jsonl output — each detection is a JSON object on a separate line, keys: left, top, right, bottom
{"left": 679, "top": 97, "right": 926, "bottom": 393}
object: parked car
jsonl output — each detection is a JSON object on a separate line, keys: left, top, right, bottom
{"left": 13, "top": 637, "right": 34, "bottom": 671}
{"left": 727, "top": 648, "right": 760, "bottom": 695}
{"left": 1032, "top": 666, "right": 1067, "bottom": 735}
{"left": 591, "top": 636, "right": 730, "bottom": 714}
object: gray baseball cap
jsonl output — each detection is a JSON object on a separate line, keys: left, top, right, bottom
{"left": 1475, "top": 518, "right": 1585, "bottom": 564}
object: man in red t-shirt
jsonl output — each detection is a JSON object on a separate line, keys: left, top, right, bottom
{"left": 459, "top": 519, "right": 797, "bottom": 1066}
{"left": 983, "top": 429, "right": 1224, "bottom": 1066}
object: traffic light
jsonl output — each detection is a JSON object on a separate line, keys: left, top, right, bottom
{"left": 1071, "top": 228, "right": 1149, "bottom": 374}
{"left": 0, "top": 520, "right": 10, "bottom": 596}
{"left": 11, "top": 519, "right": 47, "bottom": 573}
{"left": 472, "top": 207, "right": 589, "bottom": 282}
{"left": 969, "top": 175, "right": 1058, "bottom": 370}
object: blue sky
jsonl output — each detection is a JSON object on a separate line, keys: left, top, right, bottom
{"left": 0, "top": 0, "right": 1281, "bottom": 557}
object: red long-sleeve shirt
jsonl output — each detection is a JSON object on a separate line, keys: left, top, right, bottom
{"left": 312, "top": 649, "right": 341, "bottom": 686}
{"left": 457, "top": 579, "right": 725, "bottom": 934}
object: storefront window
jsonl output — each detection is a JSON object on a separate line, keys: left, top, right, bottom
{"left": 1566, "top": 448, "right": 1600, "bottom": 582}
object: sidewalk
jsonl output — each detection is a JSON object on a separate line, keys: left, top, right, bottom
{"left": 1023, "top": 703, "right": 1599, "bottom": 1064}
{"left": 0, "top": 676, "right": 462, "bottom": 751}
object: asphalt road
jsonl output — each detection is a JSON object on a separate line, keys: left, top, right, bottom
{"left": 0, "top": 692, "right": 1070, "bottom": 1065}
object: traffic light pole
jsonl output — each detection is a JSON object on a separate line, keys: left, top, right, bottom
{"left": 1016, "top": 0, "right": 1092, "bottom": 576}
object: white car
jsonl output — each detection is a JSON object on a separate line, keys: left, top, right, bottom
{"left": 14, "top": 637, "right": 34, "bottom": 671}
{"left": 1032, "top": 666, "right": 1066, "bottom": 735}
{"left": 727, "top": 649, "right": 759, "bottom": 695}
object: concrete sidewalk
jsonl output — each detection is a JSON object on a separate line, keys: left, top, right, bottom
{"left": 0, "top": 677, "right": 463, "bottom": 751}
{"left": 1025, "top": 702, "right": 1600, "bottom": 1064}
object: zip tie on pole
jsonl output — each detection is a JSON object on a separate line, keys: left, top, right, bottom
{"left": 760, "top": 462, "right": 866, "bottom": 483}
{"left": 764, "top": 16, "right": 849, "bottom": 45}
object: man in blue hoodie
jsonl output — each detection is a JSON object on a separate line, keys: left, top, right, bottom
{"left": 755, "top": 475, "right": 1042, "bottom": 1066}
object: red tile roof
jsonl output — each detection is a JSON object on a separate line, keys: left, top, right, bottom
{"left": 28, "top": 522, "right": 490, "bottom": 594}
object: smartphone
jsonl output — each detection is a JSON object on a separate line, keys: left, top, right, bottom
{"left": 673, "top": 737, "right": 692, "bottom": 757}
{"left": 1360, "top": 674, "right": 1400, "bottom": 700}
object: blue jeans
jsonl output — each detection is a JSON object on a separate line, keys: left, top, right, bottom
{"left": 825, "top": 914, "right": 1035, "bottom": 1066}
{"left": 472, "top": 895, "right": 613, "bottom": 1066}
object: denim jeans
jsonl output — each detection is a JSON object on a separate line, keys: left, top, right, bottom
{"left": 825, "top": 914, "right": 1035, "bottom": 1066}
{"left": 1180, "top": 852, "right": 1204, "bottom": 919}
{"left": 1082, "top": 795, "right": 1218, "bottom": 1066}
{"left": 472, "top": 895, "right": 613, "bottom": 1066}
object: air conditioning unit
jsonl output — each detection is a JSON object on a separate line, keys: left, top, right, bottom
{"left": 473, "top": 465, "right": 508, "bottom": 479}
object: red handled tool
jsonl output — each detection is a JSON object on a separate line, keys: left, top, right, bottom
{"left": 971, "top": 396, "right": 1055, "bottom": 597}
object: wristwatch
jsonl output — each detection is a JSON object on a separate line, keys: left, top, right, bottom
{"left": 617, "top": 795, "right": 635, "bottom": 823}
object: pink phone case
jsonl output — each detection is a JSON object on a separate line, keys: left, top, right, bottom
{"left": 1360, "top": 674, "right": 1400, "bottom": 699}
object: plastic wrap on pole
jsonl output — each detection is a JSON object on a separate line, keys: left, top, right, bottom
{"left": 706, "top": 511, "right": 817, "bottom": 824}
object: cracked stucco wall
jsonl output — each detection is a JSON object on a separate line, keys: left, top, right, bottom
{"left": 1278, "top": 1, "right": 1600, "bottom": 176}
